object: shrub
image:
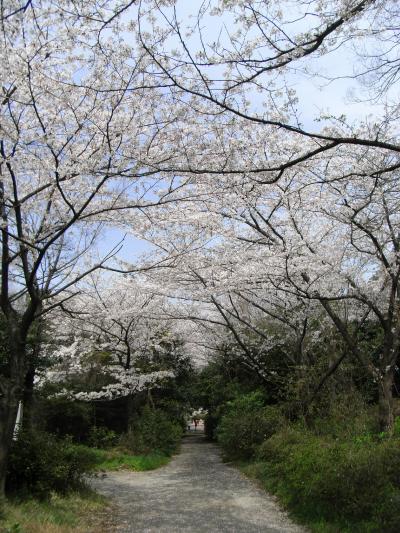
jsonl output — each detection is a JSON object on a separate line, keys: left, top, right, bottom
{"left": 6, "top": 431, "right": 98, "bottom": 499}
{"left": 87, "top": 426, "right": 118, "bottom": 449}
{"left": 310, "top": 390, "right": 376, "bottom": 439}
{"left": 40, "top": 398, "right": 92, "bottom": 442}
{"left": 204, "top": 413, "right": 219, "bottom": 440}
{"left": 257, "top": 426, "right": 306, "bottom": 463}
{"left": 122, "top": 406, "right": 182, "bottom": 456}
{"left": 216, "top": 392, "right": 284, "bottom": 460}
{"left": 256, "top": 428, "right": 400, "bottom": 530}
{"left": 393, "top": 415, "right": 400, "bottom": 437}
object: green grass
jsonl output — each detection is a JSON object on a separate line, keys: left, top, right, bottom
{"left": 241, "top": 462, "right": 378, "bottom": 533}
{"left": 0, "top": 489, "right": 109, "bottom": 533}
{"left": 0, "top": 445, "right": 172, "bottom": 532}
{"left": 90, "top": 447, "right": 170, "bottom": 471}
{"left": 237, "top": 429, "right": 400, "bottom": 533}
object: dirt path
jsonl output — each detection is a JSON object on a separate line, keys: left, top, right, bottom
{"left": 91, "top": 434, "right": 306, "bottom": 533}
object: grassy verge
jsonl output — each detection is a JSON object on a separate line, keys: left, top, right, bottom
{"left": 90, "top": 447, "right": 171, "bottom": 471}
{"left": 241, "top": 462, "right": 360, "bottom": 533}
{"left": 0, "top": 489, "right": 110, "bottom": 533}
{"left": 0, "top": 445, "right": 174, "bottom": 532}
{"left": 236, "top": 428, "right": 400, "bottom": 533}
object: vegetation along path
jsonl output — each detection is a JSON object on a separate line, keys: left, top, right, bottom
{"left": 92, "top": 434, "right": 306, "bottom": 533}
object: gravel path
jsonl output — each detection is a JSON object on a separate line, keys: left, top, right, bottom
{"left": 91, "top": 433, "right": 306, "bottom": 533}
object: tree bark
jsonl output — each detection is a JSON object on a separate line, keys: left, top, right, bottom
{"left": 0, "top": 379, "right": 21, "bottom": 497}
{"left": 378, "top": 370, "right": 394, "bottom": 433}
{"left": 0, "top": 324, "right": 27, "bottom": 497}
{"left": 126, "top": 394, "right": 136, "bottom": 432}
{"left": 22, "top": 364, "right": 35, "bottom": 430}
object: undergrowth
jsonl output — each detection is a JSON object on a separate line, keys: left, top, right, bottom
{"left": 0, "top": 489, "right": 107, "bottom": 533}
{"left": 216, "top": 391, "right": 400, "bottom": 533}
{"left": 91, "top": 447, "right": 171, "bottom": 471}
{"left": 1, "top": 441, "right": 173, "bottom": 532}
{"left": 240, "top": 428, "right": 400, "bottom": 533}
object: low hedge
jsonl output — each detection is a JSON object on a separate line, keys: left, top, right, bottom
{"left": 121, "top": 406, "right": 182, "bottom": 456}
{"left": 253, "top": 428, "right": 400, "bottom": 532}
{"left": 6, "top": 430, "right": 99, "bottom": 499}
{"left": 216, "top": 392, "right": 284, "bottom": 460}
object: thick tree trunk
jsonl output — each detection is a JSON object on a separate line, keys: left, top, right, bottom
{"left": 0, "top": 380, "right": 21, "bottom": 497}
{"left": 0, "top": 326, "right": 27, "bottom": 498}
{"left": 378, "top": 370, "right": 394, "bottom": 433}
{"left": 23, "top": 317, "right": 42, "bottom": 430}
{"left": 22, "top": 364, "right": 36, "bottom": 430}
{"left": 126, "top": 394, "right": 136, "bottom": 432}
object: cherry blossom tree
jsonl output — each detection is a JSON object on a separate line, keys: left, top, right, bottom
{"left": 134, "top": 118, "right": 400, "bottom": 429}
{"left": 2, "top": 0, "right": 400, "bottom": 498}
{"left": 46, "top": 276, "right": 176, "bottom": 420}
{"left": 134, "top": 0, "right": 400, "bottom": 183}
{"left": 0, "top": 0, "right": 191, "bottom": 493}
{"left": 276, "top": 154, "right": 400, "bottom": 431}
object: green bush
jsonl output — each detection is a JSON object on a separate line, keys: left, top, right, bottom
{"left": 216, "top": 392, "right": 284, "bottom": 460}
{"left": 309, "top": 390, "right": 376, "bottom": 439}
{"left": 6, "top": 431, "right": 98, "bottom": 499}
{"left": 256, "top": 428, "right": 400, "bottom": 530}
{"left": 393, "top": 416, "right": 400, "bottom": 437}
{"left": 87, "top": 426, "right": 118, "bottom": 449}
{"left": 122, "top": 406, "right": 182, "bottom": 456}
{"left": 40, "top": 398, "right": 92, "bottom": 442}
{"left": 257, "top": 426, "right": 306, "bottom": 463}
{"left": 204, "top": 413, "right": 219, "bottom": 440}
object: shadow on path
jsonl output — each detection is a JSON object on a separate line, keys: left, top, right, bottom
{"left": 92, "top": 433, "right": 306, "bottom": 533}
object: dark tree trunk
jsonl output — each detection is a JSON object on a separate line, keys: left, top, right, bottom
{"left": 23, "top": 318, "right": 42, "bottom": 430}
{"left": 378, "top": 370, "right": 394, "bottom": 433}
{"left": 0, "top": 379, "right": 21, "bottom": 497}
{"left": 126, "top": 394, "right": 136, "bottom": 432}
{"left": 22, "top": 364, "right": 36, "bottom": 430}
{"left": 0, "top": 326, "right": 27, "bottom": 497}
